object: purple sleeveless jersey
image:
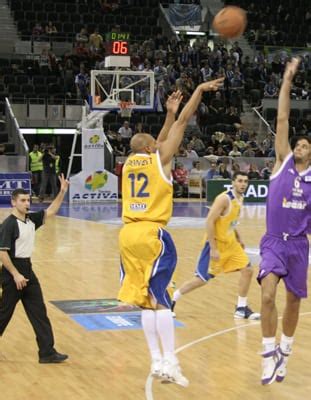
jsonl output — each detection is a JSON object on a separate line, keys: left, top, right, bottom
{"left": 266, "top": 152, "right": 311, "bottom": 237}
{"left": 258, "top": 153, "right": 311, "bottom": 298}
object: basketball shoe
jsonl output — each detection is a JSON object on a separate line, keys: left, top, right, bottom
{"left": 276, "top": 346, "right": 291, "bottom": 382}
{"left": 234, "top": 306, "right": 260, "bottom": 320}
{"left": 162, "top": 359, "right": 189, "bottom": 387}
{"left": 151, "top": 358, "right": 163, "bottom": 378}
{"left": 261, "top": 348, "right": 283, "bottom": 385}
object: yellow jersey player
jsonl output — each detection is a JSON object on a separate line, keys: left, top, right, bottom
{"left": 118, "top": 78, "right": 224, "bottom": 387}
{"left": 172, "top": 172, "right": 260, "bottom": 320}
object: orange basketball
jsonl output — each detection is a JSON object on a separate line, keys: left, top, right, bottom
{"left": 212, "top": 6, "right": 247, "bottom": 39}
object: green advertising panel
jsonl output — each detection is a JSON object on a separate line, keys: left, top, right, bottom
{"left": 206, "top": 180, "right": 269, "bottom": 203}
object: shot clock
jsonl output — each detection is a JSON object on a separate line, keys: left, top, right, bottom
{"left": 106, "top": 32, "right": 130, "bottom": 56}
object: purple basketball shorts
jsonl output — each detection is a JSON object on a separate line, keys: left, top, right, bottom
{"left": 258, "top": 233, "right": 309, "bottom": 298}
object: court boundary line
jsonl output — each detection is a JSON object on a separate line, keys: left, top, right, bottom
{"left": 145, "top": 311, "right": 311, "bottom": 400}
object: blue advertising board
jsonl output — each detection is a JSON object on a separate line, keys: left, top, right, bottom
{"left": 0, "top": 173, "right": 32, "bottom": 203}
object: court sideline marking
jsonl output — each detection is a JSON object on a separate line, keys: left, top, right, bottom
{"left": 145, "top": 311, "right": 311, "bottom": 400}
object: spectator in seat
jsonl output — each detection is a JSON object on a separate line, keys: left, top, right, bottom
{"left": 172, "top": 162, "right": 189, "bottom": 198}
{"left": 32, "top": 22, "right": 44, "bottom": 41}
{"left": 209, "top": 91, "right": 225, "bottom": 115}
{"left": 261, "top": 160, "right": 274, "bottom": 180}
{"left": 38, "top": 48, "right": 52, "bottom": 74}
{"left": 247, "top": 132, "right": 259, "bottom": 150}
{"left": 229, "top": 145, "right": 242, "bottom": 157}
{"left": 118, "top": 121, "right": 133, "bottom": 142}
{"left": 224, "top": 106, "right": 241, "bottom": 125}
{"left": 264, "top": 79, "right": 278, "bottom": 98}
{"left": 75, "top": 28, "right": 89, "bottom": 45}
{"left": 233, "top": 134, "right": 246, "bottom": 152}
{"left": 221, "top": 133, "right": 233, "bottom": 153}
{"left": 189, "top": 134, "right": 205, "bottom": 156}
{"left": 111, "top": 133, "right": 126, "bottom": 157}
{"left": 218, "top": 163, "right": 231, "bottom": 179}
{"left": 89, "top": 28, "right": 103, "bottom": 54}
{"left": 190, "top": 160, "right": 203, "bottom": 175}
{"left": 205, "top": 146, "right": 215, "bottom": 155}
{"left": 185, "top": 143, "right": 199, "bottom": 159}
{"left": 45, "top": 21, "right": 57, "bottom": 37}
{"left": 204, "top": 161, "right": 220, "bottom": 180}
{"left": 216, "top": 145, "right": 226, "bottom": 157}
{"left": 75, "top": 42, "right": 89, "bottom": 58}
{"left": 243, "top": 144, "right": 255, "bottom": 157}
{"left": 232, "top": 162, "right": 241, "bottom": 174}
{"left": 75, "top": 67, "right": 90, "bottom": 100}
{"left": 176, "top": 145, "right": 187, "bottom": 157}
{"left": 247, "top": 164, "right": 261, "bottom": 180}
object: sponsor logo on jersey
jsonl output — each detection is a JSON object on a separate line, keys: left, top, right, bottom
{"left": 130, "top": 203, "right": 147, "bottom": 211}
{"left": 282, "top": 197, "right": 307, "bottom": 210}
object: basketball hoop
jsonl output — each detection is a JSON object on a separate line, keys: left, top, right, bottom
{"left": 118, "top": 101, "right": 134, "bottom": 118}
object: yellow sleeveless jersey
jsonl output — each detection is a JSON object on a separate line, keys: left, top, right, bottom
{"left": 207, "top": 190, "right": 242, "bottom": 243}
{"left": 122, "top": 150, "right": 173, "bottom": 225}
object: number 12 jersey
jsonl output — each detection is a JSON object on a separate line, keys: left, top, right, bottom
{"left": 122, "top": 151, "right": 173, "bottom": 226}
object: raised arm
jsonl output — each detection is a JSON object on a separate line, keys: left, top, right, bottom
{"left": 274, "top": 58, "right": 300, "bottom": 165}
{"left": 45, "top": 174, "right": 69, "bottom": 218}
{"left": 159, "top": 77, "right": 224, "bottom": 166}
{"left": 156, "top": 90, "right": 183, "bottom": 143}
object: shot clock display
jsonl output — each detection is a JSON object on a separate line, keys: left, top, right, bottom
{"left": 106, "top": 32, "right": 130, "bottom": 56}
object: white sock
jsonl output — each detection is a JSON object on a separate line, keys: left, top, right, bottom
{"left": 141, "top": 309, "right": 162, "bottom": 361}
{"left": 237, "top": 296, "right": 247, "bottom": 308}
{"left": 173, "top": 289, "right": 182, "bottom": 302}
{"left": 280, "top": 333, "right": 294, "bottom": 355}
{"left": 262, "top": 337, "right": 276, "bottom": 354}
{"left": 155, "top": 309, "right": 177, "bottom": 363}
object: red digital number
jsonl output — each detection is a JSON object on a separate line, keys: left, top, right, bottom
{"left": 112, "top": 41, "right": 128, "bottom": 55}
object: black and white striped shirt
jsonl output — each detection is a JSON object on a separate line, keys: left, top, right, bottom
{"left": 0, "top": 211, "right": 45, "bottom": 258}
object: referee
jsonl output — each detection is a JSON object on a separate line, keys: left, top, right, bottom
{"left": 0, "top": 174, "right": 69, "bottom": 363}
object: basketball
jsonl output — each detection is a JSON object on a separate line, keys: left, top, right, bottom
{"left": 212, "top": 6, "right": 247, "bottom": 39}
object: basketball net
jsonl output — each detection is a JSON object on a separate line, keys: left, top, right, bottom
{"left": 118, "top": 101, "right": 134, "bottom": 118}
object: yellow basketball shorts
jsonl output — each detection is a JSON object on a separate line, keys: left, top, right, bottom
{"left": 118, "top": 222, "right": 177, "bottom": 309}
{"left": 195, "top": 238, "right": 249, "bottom": 281}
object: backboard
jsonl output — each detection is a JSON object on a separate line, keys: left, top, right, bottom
{"left": 90, "top": 70, "right": 155, "bottom": 111}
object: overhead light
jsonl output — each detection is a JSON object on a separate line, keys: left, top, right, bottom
{"left": 175, "top": 31, "right": 206, "bottom": 36}
{"left": 20, "top": 128, "right": 77, "bottom": 135}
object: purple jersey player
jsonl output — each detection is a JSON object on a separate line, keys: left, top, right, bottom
{"left": 258, "top": 58, "right": 311, "bottom": 385}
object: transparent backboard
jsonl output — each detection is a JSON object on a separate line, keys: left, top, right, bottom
{"left": 90, "top": 70, "right": 155, "bottom": 111}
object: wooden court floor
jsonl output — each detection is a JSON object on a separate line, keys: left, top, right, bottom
{"left": 0, "top": 204, "right": 310, "bottom": 400}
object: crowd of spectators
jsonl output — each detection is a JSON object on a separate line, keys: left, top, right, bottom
{"left": 226, "top": 0, "right": 310, "bottom": 47}
{"left": 2, "top": 0, "right": 311, "bottom": 187}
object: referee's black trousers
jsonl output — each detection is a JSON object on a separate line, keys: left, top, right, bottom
{"left": 0, "top": 259, "right": 56, "bottom": 358}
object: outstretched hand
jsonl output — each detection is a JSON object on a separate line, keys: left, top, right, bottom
{"left": 283, "top": 57, "right": 300, "bottom": 82}
{"left": 199, "top": 77, "right": 225, "bottom": 92}
{"left": 58, "top": 173, "right": 70, "bottom": 193}
{"left": 166, "top": 90, "right": 183, "bottom": 114}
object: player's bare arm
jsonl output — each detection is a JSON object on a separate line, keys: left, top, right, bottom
{"left": 206, "top": 194, "right": 229, "bottom": 260}
{"left": 156, "top": 90, "right": 183, "bottom": 143}
{"left": 159, "top": 77, "right": 224, "bottom": 172}
{"left": 274, "top": 58, "right": 300, "bottom": 172}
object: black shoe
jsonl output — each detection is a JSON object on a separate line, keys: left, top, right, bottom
{"left": 39, "top": 352, "right": 68, "bottom": 364}
{"left": 171, "top": 301, "right": 176, "bottom": 317}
